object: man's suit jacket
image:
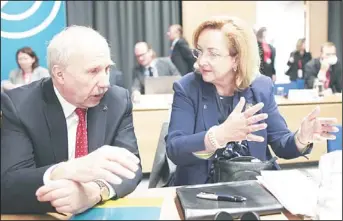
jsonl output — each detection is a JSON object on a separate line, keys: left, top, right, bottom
{"left": 1, "top": 78, "right": 143, "bottom": 213}
{"left": 170, "top": 38, "right": 196, "bottom": 76}
{"left": 304, "top": 58, "right": 342, "bottom": 93}
{"left": 165, "top": 73, "right": 311, "bottom": 186}
{"left": 131, "top": 57, "right": 180, "bottom": 94}
{"left": 257, "top": 41, "right": 276, "bottom": 78}
{"left": 109, "top": 68, "right": 125, "bottom": 88}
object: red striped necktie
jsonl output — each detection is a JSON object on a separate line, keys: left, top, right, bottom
{"left": 75, "top": 108, "right": 88, "bottom": 158}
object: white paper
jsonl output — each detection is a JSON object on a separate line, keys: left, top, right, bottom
{"left": 258, "top": 169, "right": 319, "bottom": 217}
{"left": 258, "top": 153, "right": 342, "bottom": 220}
{"left": 288, "top": 89, "right": 318, "bottom": 101}
{"left": 315, "top": 151, "right": 342, "bottom": 220}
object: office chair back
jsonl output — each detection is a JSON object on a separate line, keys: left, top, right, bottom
{"left": 327, "top": 125, "right": 342, "bottom": 153}
{"left": 148, "top": 122, "right": 176, "bottom": 188}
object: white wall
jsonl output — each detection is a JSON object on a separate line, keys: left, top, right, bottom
{"left": 256, "top": 1, "right": 305, "bottom": 83}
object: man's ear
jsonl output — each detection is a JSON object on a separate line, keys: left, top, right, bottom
{"left": 51, "top": 65, "right": 65, "bottom": 85}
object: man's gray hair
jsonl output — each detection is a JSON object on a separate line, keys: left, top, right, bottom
{"left": 47, "top": 25, "right": 111, "bottom": 74}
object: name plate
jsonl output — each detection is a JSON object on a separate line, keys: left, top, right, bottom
{"left": 288, "top": 89, "right": 319, "bottom": 101}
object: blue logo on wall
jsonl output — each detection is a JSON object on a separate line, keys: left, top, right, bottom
{"left": 1, "top": 1, "right": 66, "bottom": 80}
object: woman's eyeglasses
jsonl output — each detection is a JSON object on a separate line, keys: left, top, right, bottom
{"left": 191, "top": 48, "right": 230, "bottom": 62}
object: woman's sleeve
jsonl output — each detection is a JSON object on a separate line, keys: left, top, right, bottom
{"left": 165, "top": 81, "right": 208, "bottom": 166}
{"left": 265, "top": 78, "right": 312, "bottom": 159}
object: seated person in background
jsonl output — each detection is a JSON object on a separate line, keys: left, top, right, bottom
{"left": 165, "top": 16, "right": 339, "bottom": 186}
{"left": 167, "top": 24, "right": 196, "bottom": 76}
{"left": 1, "top": 47, "right": 49, "bottom": 91}
{"left": 109, "top": 67, "right": 125, "bottom": 88}
{"left": 131, "top": 42, "right": 180, "bottom": 102}
{"left": 304, "top": 42, "right": 342, "bottom": 93}
{"left": 1, "top": 26, "right": 142, "bottom": 214}
{"left": 286, "top": 38, "right": 312, "bottom": 81}
{"left": 256, "top": 27, "right": 276, "bottom": 82}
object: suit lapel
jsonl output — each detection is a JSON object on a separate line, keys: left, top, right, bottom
{"left": 87, "top": 100, "right": 107, "bottom": 153}
{"left": 138, "top": 66, "right": 145, "bottom": 84}
{"left": 201, "top": 81, "right": 219, "bottom": 130}
{"left": 42, "top": 79, "right": 68, "bottom": 162}
{"left": 155, "top": 59, "right": 165, "bottom": 76}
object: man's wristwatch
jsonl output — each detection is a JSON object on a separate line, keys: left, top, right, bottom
{"left": 93, "top": 179, "right": 110, "bottom": 202}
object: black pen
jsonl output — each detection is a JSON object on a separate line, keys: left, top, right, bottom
{"left": 196, "top": 192, "right": 247, "bottom": 202}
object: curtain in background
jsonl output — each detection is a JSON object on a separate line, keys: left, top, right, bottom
{"left": 328, "top": 1, "right": 342, "bottom": 63}
{"left": 66, "top": 1, "right": 181, "bottom": 89}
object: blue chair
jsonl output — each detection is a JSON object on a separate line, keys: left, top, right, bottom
{"left": 295, "top": 79, "right": 305, "bottom": 89}
{"left": 327, "top": 125, "right": 342, "bottom": 153}
{"left": 274, "top": 81, "right": 298, "bottom": 96}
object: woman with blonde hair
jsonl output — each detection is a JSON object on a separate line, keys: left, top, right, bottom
{"left": 286, "top": 38, "right": 312, "bottom": 81}
{"left": 165, "top": 16, "right": 338, "bottom": 186}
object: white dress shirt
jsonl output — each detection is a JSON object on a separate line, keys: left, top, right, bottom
{"left": 171, "top": 38, "right": 180, "bottom": 52}
{"left": 43, "top": 87, "right": 115, "bottom": 198}
{"left": 144, "top": 59, "right": 159, "bottom": 77}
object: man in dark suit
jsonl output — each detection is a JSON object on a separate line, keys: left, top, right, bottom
{"left": 131, "top": 42, "right": 180, "bottom": 102}
{"left": 304, "top": 42, "right": 342, "bottom": 93}
{"left": 167, "top": 24, "right": 196, "bottom": 76}
{"left": 1, "top": 26, "right": 142, "bottom": 214}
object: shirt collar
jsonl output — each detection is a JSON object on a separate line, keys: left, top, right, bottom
{"left": 53, "top": 86, "right": 77, "bottom": 118}
{"left": 172, "top": 38, "right": 180, "bottom": 47}
{"left": 146, "top": 58, "right": 157, "bottom": 69}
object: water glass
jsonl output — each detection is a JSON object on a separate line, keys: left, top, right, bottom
{"left": 276, "top": 87, "right": 284, "bottom": 96}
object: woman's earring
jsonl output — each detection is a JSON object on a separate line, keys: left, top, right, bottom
{"left": 233, "top": 67, "right": 237, "bottom": 72}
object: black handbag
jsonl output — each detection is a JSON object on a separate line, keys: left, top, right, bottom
{"left": 208, "top": 142, "right": 277, "bottom": 183}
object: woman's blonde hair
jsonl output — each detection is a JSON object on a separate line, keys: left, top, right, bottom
{"left": 193, "top": 16, "right": 260, "bottom": 90}
{"left": 296, "top": 38, "right": 305, "bottom": 52}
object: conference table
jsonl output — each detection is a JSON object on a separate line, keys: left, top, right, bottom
{"left": 132, "top": 94, "right": 342, "bottom": 173}
{"left": 1, "top": 186, "right": 302, "bottom": 220}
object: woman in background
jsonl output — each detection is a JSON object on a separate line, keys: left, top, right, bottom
{"left": 256, "top": 27, "right": 276, "bottom": 82}
{"left": 286, "top": 38, "right": 312, "bottom": 81}
{"left": 1, "top": 47, "right": 49, "bottom": 91}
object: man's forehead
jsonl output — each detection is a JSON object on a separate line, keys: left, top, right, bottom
{"left": 135, "top": 45, "right": 148, "bottom": 53}
{"left": 84, "top": 57, "right": 114, "bottom": 69}
{"left": 323, "top": 46, "right": 336, "bottom": 52}
{"left": 68, "top": 51, "right": 113, "bottom": 68}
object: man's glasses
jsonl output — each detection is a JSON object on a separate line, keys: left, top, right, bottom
{"left": 135, "top": 50, "right": 150, "bottom": 59}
